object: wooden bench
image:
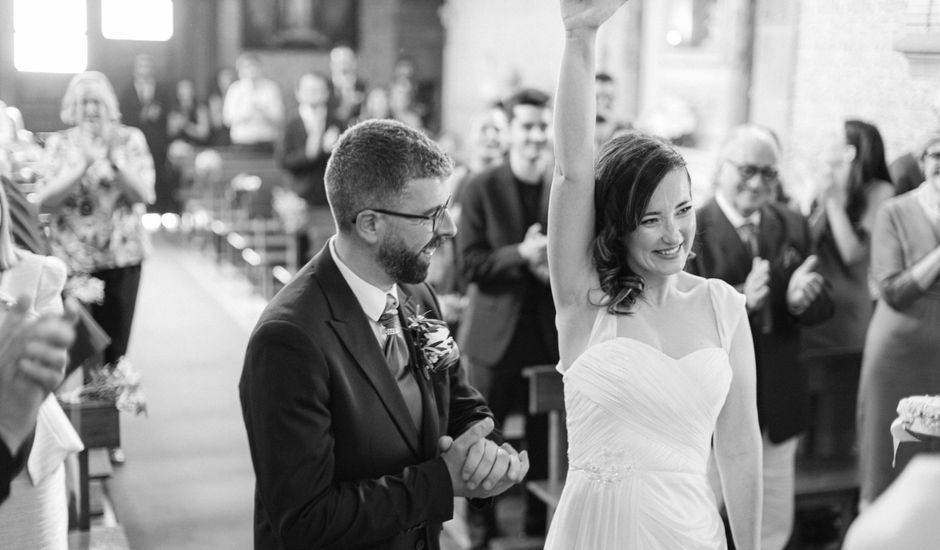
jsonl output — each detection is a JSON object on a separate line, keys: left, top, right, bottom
{"left": 788, "top": 455, "right": 859, "bottom": 548}
{"left": 522, "top": 365, "right": 566, "bottom": 518}
{"left": 490, "top": 364, "right": 567, "bottom": 550}
{"left": 61, "top": 399, "right": 121, "bottom": 531}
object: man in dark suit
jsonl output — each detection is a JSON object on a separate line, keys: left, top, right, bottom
{"left": 457, "top": 88, "right": 557, "bottom": 545}
{"left": 119, "top": 54, "right": 171, "bottom": 213}
{"left": 687, "top": 124, "right": 833, "bottom": 550}
{"left": 240, "top": 119, "right": 529, "bottom": 550}
{"left": 278, "top": 71, "right": 342, "bottom": 265}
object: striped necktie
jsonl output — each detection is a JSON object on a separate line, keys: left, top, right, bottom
{"left": 378, "top": 294, "right": 422, "bottom": 429}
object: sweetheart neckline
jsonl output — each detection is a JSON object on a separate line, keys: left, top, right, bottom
{"left": 606, "top": 337, "right": 726, "bottom": 363}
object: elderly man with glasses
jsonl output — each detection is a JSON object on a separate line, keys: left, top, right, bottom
{"left": 687, "top": 124, "right": 834, "bottom": 550}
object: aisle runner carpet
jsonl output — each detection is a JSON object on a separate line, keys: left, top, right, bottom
{"left": 106, "top": 238, "right": 260, "bottom": 550}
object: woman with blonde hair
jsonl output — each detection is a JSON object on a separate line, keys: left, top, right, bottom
{"left": 39, "top": 71, "right": 154, "bottom": 464}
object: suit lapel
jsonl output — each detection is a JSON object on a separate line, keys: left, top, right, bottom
{"left": 704, "top": 200, "right": 752, "bottom": 267}
{"left": 538, "top": 171, "right": 552, "bottom": 227}
{"left": 316, "top": 250, "right": 422, "bottom": 457}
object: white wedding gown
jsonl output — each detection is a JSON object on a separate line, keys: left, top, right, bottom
{"left": 544, "top": 279, "right": 742, "bottom": 550}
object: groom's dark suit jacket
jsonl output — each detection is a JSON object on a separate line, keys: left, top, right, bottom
{"left": 239, "top": 245, "right": 494, "bottom": 549}
{"left": 687, "top": 199, "right": 834, "bottom": 443}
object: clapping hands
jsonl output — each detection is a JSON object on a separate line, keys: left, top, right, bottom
{"left": 519, "top": 224, "right": 550, "bottom": 284}
{"left": 439, "top": 417, "right": 529, "bottom": 499}
{"left": 743, "top": 257, "right": 771, "bottom": 313}
{"left": 519, "top": 224, "right": 547, "bottom": 267}
{"left": 0, "top": 296, "right": 77, "bottom": 453}
{"left": 787, "top": 255, "right": 824, "bottom": 315}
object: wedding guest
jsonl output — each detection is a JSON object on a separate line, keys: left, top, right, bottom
{"left": 457, "top": 88, "right": 556, "bottom": 546}
{"left": 392, "top": 56, "right": 435, "bottom": 132}
{"left": 165, "top": 79, "right": 210, "bottom": 213}
{"left": 329, "top": 45, "right": 367, "bottom": 127}
{"left": 167, "top": 79, "right": 210, "bottom": 146}
{"left": 359, "top": 86, "right": 392, "bottom": 122}
{"left": 119, "top": 53, "right": 170, "bottom": 213}
{"left": 38, "top": 71, "right": 155, "bottom": 464}
{"left": 858, "top": 131, "right": 940, "bottom": 505}
{"left": 278, "top": 71, "right": 341, "bottom": 263}
{"left": 465, "top": 106, "right": 510, "bottom": 175}
{"left": 207, "top": 66, "right": 236, "bottom": 146}
{"left": 0, "top": 182, "right": 79, "bottom": 546}
{"left": 889, "top": 91, "right": 940, "bottom": 196}
{"left": 239, "top": 119, "right": 528, "bottom": 548}
{"left": 803, "top": 120, "right": 894, "bottom": 458}
{"left": 222, "top": 53, "right": 284, "bottom": 150}
{"left": 888, "top": 150, "right": 924, "bottom": 196}
{"left": 388, "top": 79, "right": 425, "bottom": 131}
{"left": 544, "top": 3, "right": 761, "bottom": 547}
{"left": 0, "top": 102, "right": 43, "bottom": 184}
{"left": 688, "top": 124, "right": 834, "bottom": 550}
{"left": 426, "top": 108, "right": 509, "bottom": 328}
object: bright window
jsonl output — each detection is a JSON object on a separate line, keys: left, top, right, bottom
{"left": 14, "top": 0, "right": 87, "bottom": 73}
{"left": 102, "top": 0, "right": 174, "bottom": 41}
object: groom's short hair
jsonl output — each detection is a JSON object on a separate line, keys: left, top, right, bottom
{"left": 326, "top": 119, "right": 453, "bottom": 233}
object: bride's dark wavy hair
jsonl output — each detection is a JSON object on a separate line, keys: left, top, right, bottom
{"left": 592, "top": 132, "right": 688, "bottom": 315}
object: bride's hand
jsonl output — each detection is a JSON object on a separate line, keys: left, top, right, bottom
{"left": 561, "top": 0, "right": 629, "bottom": 32}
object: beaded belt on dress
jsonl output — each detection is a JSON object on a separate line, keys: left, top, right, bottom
{"left": 569, "top": 460, "right": 704, "bottom": 483}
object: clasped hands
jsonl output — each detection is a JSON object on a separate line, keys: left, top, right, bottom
{"left": 0, "top": 296, "right": 77, "bottom": 453}
{"left": 439, "top": 417, "right": 530, "bottom": 499}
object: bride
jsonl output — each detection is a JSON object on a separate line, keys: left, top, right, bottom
{"left": 544, "top": 0, "right": 762, "bottom": 548}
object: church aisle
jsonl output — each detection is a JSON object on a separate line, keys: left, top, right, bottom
{"left": 105, "top": 236, "right": 263, "bottom": 549}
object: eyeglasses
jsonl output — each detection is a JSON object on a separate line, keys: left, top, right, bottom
{"left": 924, "top": 151, "right": 940, "bottom": 161}
{"left": 725, "top": 159, "right": 779, "bottom": 183}
{"left": 359, "top": 195, "right": 452, "bottom": 233}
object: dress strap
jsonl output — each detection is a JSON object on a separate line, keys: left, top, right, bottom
{"left": 587, "top": 305, "right": 616, "bottom": 348}
{"left": 705, "top": 279, "right": 729, "bottom": 351}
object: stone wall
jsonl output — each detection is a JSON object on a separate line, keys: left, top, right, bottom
{"left": 784, "top": 0, "right": 938, "bottom": 202}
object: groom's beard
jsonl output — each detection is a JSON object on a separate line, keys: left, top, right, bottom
{"left": 377, "top": 233, "right": 443, "bottom": 285}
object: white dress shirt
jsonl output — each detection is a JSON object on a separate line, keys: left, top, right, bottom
{"left": 715, "top": 191, "right": 762, "bottom": 247}
{"left": 329, "top": 238, "right": 399, "bottom": 346}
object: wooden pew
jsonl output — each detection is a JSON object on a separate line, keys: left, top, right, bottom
{"left": 214, "top": 147, "right": 283, "bottom": 222}
{"left": 788, "top": 455, "right": 859, "bottom": 549}
{"left": 61, "top": 399, "right": 121, "bottom": 531}
{"left": 522, "top": 364, "right": 566, "bottom": 518}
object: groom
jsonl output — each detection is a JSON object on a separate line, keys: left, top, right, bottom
{"left": 239, "top": 119, "right": 529, "bottom": 549}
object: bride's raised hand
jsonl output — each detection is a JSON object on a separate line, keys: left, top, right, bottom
{"left": 560, "top": 0, "right": 629, "bottom": 32}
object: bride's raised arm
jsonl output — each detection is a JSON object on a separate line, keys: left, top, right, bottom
{"left": 549, "top": 0, "right": 627, "bottom": 311}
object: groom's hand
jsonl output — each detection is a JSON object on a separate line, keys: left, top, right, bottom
{"left": 439, "top": 418, "right": 530, "bottom": 498}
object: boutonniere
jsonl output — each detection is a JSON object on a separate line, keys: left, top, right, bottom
{"left": 405, "top": 309, "right": 460, "bottom": 380}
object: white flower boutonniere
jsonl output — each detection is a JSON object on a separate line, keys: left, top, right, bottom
{"left": 406, "top": 312, "right": 460, "bottom": 380}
